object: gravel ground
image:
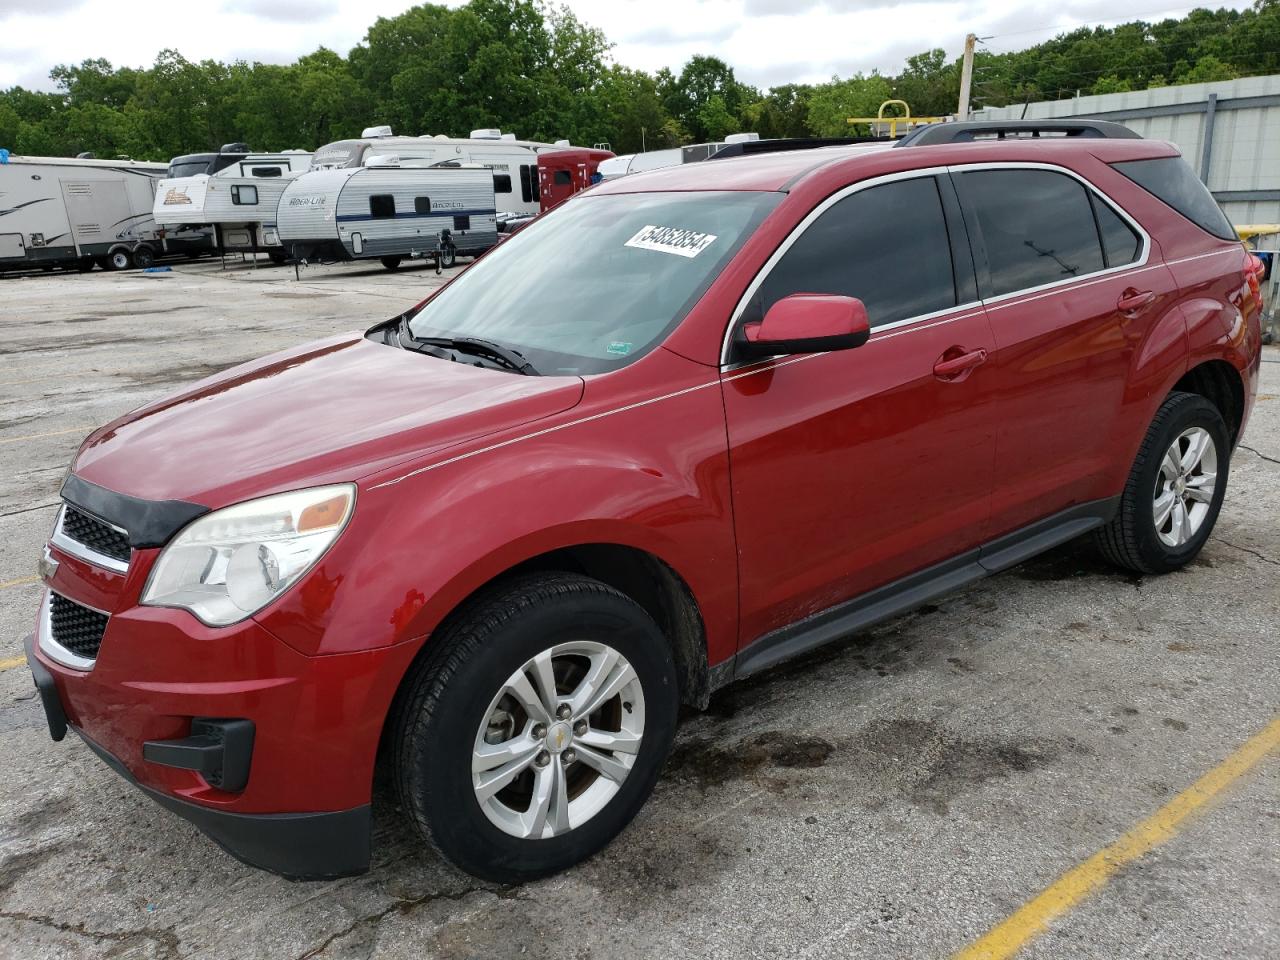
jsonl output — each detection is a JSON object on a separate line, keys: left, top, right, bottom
{"left": 1, "top": 259, "right": 1277, "bottom": 960}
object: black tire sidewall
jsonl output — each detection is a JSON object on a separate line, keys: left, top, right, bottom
{"left": 1133, "top": 396, "right": 1230, "bottom": 571}
{"left": 405, "top": 588, "right": 678, "bottom": 882}
{"left": 132, "top": 247, "right": 154, "bottom": 269}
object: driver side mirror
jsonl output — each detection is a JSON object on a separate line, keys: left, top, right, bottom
{"left": 736, "top": 293, "right": 871, "bottom": 362}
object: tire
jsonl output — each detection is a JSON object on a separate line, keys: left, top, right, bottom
{"left": 439, "top": 244, "right": 456, "bottom": 269}
{"left": 380, "top": 256, "right": 403, "bottom": 271}
{"left": 131, "top": 246, "right": 155, "bottom": 269}
{"left": 105, "top": 249, "right": 132, "bottom": 271}
{"left": 268, "top": 249, "right": 288, "bottom": 265}
{"left": 392, "top": 573, "right": 679, "bottom": 883}
{"left": 1094, "top": 391, "right": 1230, "bottom": 574}
{"left": 76, "top": 257, "right": 95, "bottom": 273}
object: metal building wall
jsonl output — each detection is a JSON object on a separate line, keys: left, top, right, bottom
{"left": 975, "top": 75, "right": 1280, "bottom": 226}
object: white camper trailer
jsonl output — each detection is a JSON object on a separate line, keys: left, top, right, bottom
{"left": 153, "top": 144, "right": 313, "bottom": 261}
{"left": 307, "top": 127, "right": 573, "bottom": 217}
{"left": 276, "top": 162, "right": 498, "bottom": 270}
{"left": 597, "top": 134, "right": 760, "bottom": 180}
{"left": 0, "top": 153, "right": 213, "bottom": 273}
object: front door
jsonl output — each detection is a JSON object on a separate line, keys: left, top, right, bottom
{"left": 722, "top": 173, "right": 999, "bottom": 646}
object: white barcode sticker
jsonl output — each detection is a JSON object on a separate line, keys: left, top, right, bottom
{"left": 624, "top": 224, "right": 718, "bottom": 258}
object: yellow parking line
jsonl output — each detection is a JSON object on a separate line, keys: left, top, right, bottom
{"left": 953, "top": 714, "right": 1280, "bottom": 960}
{"left": 0, "top": 575, "right": 40, "bottom": 590}
{"left": 0, "top": 656, "right": 26, "bottom": 672}
{"left": 0, "top": 426, "right": 88, "bottom": 446}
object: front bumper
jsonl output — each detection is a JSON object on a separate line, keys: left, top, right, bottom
{"left": 25, "top": 632, "right": 371, "bottom": 880}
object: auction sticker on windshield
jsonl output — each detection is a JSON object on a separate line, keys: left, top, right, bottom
{"left": 625, "top": 225, "right": 718, "bottom": 258}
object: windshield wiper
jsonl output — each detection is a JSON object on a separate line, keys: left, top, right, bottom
{"left": 397, "top": 319, "right": 539, "bottom": 376}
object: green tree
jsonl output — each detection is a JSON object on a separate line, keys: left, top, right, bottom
{"left": 806, "top": 73, "right": 894, "bottom": 137}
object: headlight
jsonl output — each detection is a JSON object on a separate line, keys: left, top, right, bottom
{"left": 141, "top": 484, "right": 355, "bottom": 626}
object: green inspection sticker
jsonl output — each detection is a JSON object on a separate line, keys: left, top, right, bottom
{"left": 607, "top": 341, "right": 633, "bottom": 356}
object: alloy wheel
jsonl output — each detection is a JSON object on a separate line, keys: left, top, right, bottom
{"left": 472, "top": 640, "right": 645, "bottom": 840}
{"left": 1153, "top": 426, "right": 1217, "bottom": 548}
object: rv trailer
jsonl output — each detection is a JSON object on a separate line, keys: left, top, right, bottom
{"left": 0, "top": 153, "right": 213, "bottom": 273}
{"left": 596, "top": 133, "right": 761, "bottom": 181}
{"left": 153, "top": 145, "right": 313, "bottom": 261}
{"left": 308, "top": 127, "right": 577, "bottom": 217}
{"left": 276, "top": 162, "right": 498, "bottom": 270}
{"left": 537, "top": 147, "right": 615, "bottom": 212}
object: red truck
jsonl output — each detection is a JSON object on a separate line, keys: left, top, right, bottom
{"left": 26, "top": 121, "right": 1261, "bottom": 883}
{"left": 537, "top": 147, "right": 615, "bottom": 212}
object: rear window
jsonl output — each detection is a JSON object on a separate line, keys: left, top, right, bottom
{"left": 1111, "top": 157, "right": 1235, "bottom": 241}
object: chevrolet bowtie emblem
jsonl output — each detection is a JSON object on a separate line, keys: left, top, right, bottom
{"left": 37, "top": 547, "right": 58, "bottom": 583}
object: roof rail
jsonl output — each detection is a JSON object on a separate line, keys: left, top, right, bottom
{"left": 706, "top": 136, "right": 892, "bottom": 161}
{"left": 894, "top": 119, "right": 1140, "bottom": 148}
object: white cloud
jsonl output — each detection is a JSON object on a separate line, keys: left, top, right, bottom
{"left": 0, "top": 0, "right": 1255, "bottom": 92}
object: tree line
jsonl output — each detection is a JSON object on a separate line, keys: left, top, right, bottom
{"left": 2, "top": 0, "right": 1277, "bottom": 163}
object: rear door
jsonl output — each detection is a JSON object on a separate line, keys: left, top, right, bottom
{"left": 722, "top": 172, "right": 998, "bottom": 645}
{"left": 61, "top": 178, "right": 133, "bottom": 253}
{"left": 953, "top": 164, "right": 1179, "bottom": 538}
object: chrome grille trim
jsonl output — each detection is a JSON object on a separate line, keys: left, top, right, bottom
{"left": 50, "top": 505, "right": 130, "bottom": 574}
{"left": 37, "top": 589, "right": 102, "bottom": 672}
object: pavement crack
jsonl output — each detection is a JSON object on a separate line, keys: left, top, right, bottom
{"left": 1212, "top": 537, "right": 1280, "bottom": 567}
{"left": 295, "top": 884, "right": 523, "bottom": 960}
{"left": 1238, "top": 444, "right": 1280, "bottom": 466}
{"left": 0, "top": 910, "right": 180, "bottom": 958}
{"left": 0, "top": 501, "right": 59, "bottom": 519}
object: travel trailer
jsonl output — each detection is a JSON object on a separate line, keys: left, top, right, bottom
{"left": 276, "top": 161, "right": 498, "bottom": 270}
{"left": 153, "top": 145, "right": 313, "bottom": 261}
{"left": 597, "top": 133, "right": 760, "bottom": 181}
{"left": 537, "top": 147, "right": 614, "bottom": 212}
{"left": 0, "top": 153, "right": 212, "bottom": 273}
{"left": 307, "top": 127, "right": 574, "bottom": 217}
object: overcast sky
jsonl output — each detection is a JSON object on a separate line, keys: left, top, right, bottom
{"left": 0, "top": 0, "right": 1256, "bottom": 95}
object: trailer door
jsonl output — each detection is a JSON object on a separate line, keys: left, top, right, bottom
{"left": 61, "top": 178, "right": 134, "bottom": 254}
{"left": 0, "top": 233, "right": 25, "bottom": 260}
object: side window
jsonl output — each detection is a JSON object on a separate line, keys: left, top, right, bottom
{"left": 754, "top": 176, "right": 957, "bottom": 327}
{"left": 553, "top": 170, "right": 573, "bottom": 186}
{"left": 250, "top": 166, "right": 282, "bottom": 178}
{"left": 519, "top": 165, "right": 533, "bottom": 203}
{"left": 369, "top": 194, "right": 395, "bottom": 219}
{"left": 956, "top": 169, "right": 1104, "bottom": 297}
{"left": 1091, "top": 195, "right": 1141, "bottom": 268}
{"left": 231, "top": 184, "right": 257, "bottom": 205}
{"left": 414, "top": 196, "right": 431, "bottom": 215}
{"left": 453, "top": 215, "right": 470, "bottom": 231}
{"left": 493, "top": 174, "right": 512, "bottom": 194}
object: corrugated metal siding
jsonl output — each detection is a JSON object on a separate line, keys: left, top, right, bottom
{"left": 332, "top": 168, "right": 497, "bottom": 258}
{"left": 975, "top": 75, "right": 1280, "bottom": 225}
{"left": 276, "top": 169, "right": 356, "bottom": 243}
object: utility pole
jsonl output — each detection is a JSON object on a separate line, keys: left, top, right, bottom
{"left": 957, "top": 33, "right": 977, "bottom": 120}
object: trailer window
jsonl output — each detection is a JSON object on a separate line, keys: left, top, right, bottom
{"left": 553, "top": 170, "right": 573, "bottom": 186}
{"left": 493, "top": 174, "right": 512, "bottom": 194}
{"left": 454, "top": 215, "right": 471, "bottom": 231}
{"left": 414, "top": 197, "right": 431, "bottom": 214}
{"left": 519, "top": 165, "right": 534, "bottom": 204}
{"left": 231, "top": 185, "right": 258, "bottom": 205}
{"left": 250, "top": 166, "right": 283, "bottom": 178}
{"left": 370, "top": 195, "right": 396, "bottom": 219}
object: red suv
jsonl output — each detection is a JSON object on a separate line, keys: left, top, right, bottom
{"left": 26, "top": 121, "right": 1262, "bottom": 882}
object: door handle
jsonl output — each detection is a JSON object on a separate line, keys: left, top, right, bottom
{"left": 933, "top": 347, "right": 988, "bottom": 379}
{"left": 1117, "top": 288, "right": 1156, "bottom": 315}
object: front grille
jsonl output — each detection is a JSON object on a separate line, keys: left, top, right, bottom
{"left": 49, "top": 593, "right": 108, "bottom": 660}
{"left": 61, "top": 505, "right": 131, "bottom": 564}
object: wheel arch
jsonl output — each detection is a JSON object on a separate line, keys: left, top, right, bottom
{"left": 1171, "top": 358, "right": 1246, "bottom": 445}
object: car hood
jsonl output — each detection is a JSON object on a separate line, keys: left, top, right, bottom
{"left": 71, "top": 333, "right": 585, "bottom": 507}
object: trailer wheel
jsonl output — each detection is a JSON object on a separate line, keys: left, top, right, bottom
{"left": 268, "top": 250, "right": 288, "bottom": 265}
{"left": 440, "top": 244, "right": 456, "bottom": 269}
{"left": 106, "top": 249, "right": 133, "bottom": 271}
{"left": 131, "top": 246, "right": 156, "bottom": 269}
{"left": 380, "top": 256, "right": 403, "bottom": 271}
{"left": 76, "top": 258, "right": 95, "bottom": 273}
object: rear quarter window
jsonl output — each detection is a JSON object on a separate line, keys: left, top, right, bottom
{"left": 1111, "top": 157, "right": 1236, "bottom": 241}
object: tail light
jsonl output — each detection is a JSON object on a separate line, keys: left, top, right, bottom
{"left": 1244, "top": 253, "right": 1263, "bottom": 310}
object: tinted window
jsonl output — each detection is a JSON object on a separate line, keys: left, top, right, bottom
{"left": 1091, "top": 195, "right": 1141, "bottom": 268}
{"left": 754, "top": 176, "right": 956, "bottom": 327}
{"left": 1112, "top": 156, "right": 1235, "bottom": 241}
{"left": 453, "top": 215, "right": 471, "bottom": 231}
{"left": 414, "top": 196, "right": 431, "bottom": 215}
{"left": 554, "top": 170, "right": 573, "bottom": 186}
{"left": 250, "top": 166, "right": 282, "bottom": 178}
{"left": 369, "top": 194, "right": 395, "bottom": 219}
{"left": 957, "top": 170, "right": 1104, "bottom": 297}
{"left": 493, "top": 174, "right": 512, "bottom": 193}
{"left": 230, "top": 184, "right": 257, "bottom": 205}
{"left": 519, "top": 165, "right": 534, "bottom": 203}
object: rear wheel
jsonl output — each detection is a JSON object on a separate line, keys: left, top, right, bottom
{"left": 380, "top": 256, "right": 403, "bottom": 271}
{"left": 393, "top": 573, "right": 678, "bottom": 882}
{"left": 1095, "top": 391, "right": 1229, "bottom": 574}
{"left": 76, "top": 257, "right": 95, "bottom": 273}
{"left": 105, "top": 249, "right": 133, "bottom": 271}
{"left": 131, "top": 246, "right": 155, "bottom": 269}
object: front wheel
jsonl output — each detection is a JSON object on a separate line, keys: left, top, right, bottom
{"left": 1095, "top": 391, "right": 1230, "bottom": 574}
{"left": 392, "top": 573, "right": 678, "bottom": 882}
{"left": 105, "top": 249, "right": 133, "bottom": 271}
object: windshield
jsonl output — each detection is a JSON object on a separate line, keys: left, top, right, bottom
{"left": 407, "top": 190, "right": 781, "bottom": 375}
{"left": 167, "top": 158, "right": 214, "bottom": 178}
